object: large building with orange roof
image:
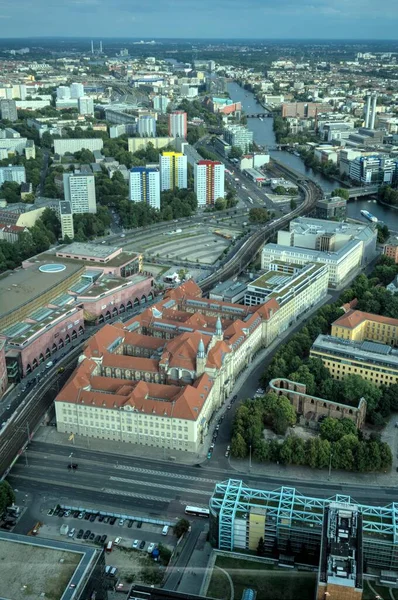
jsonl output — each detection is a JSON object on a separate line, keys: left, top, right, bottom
{"left": 55, "top": 275, "right": 327, "bottom": 452}
{"left": 331, "top": 309, "right": 398, "bottom": 347}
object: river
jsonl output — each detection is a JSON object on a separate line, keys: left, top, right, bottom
{"left": 227, "top": 81, "right": 398, "bottom": 228}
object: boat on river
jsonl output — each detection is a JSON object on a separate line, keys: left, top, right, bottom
{"left": 360, "top": 210, "right": 378, "bottom": 223}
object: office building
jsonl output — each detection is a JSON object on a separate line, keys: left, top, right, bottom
{"left": 70, "top": 82, "right": 85, "bottom": 99}
{"left": 54, "top": 138, "right": 103, "bottom": 156}
{"left": 137, "top": 115, "right": 156, "bottom": 137}
{"left": 63, "top": 172, "right": 97, "bottom": 214}
{"left": 55, "top": 280, "right": 280, "bottom": 452}
{"left": 129, "top": 166, "right": 160, "bottom": 210}
{"left": 310, "top": 334, "right": 398, "bottom": 387}
{"left": 153, "top": 95, "right": 169, "bottom": 113}
{"left": 332, "top": 310, "right": 398, "bottom": 347}
{"left": 281, "top": 102, "right": 331, "bottom": 118}
{"left": 0, "top": 165, "right": 26, "bottom": 186}
{"left": 364, "top": 93, "right": 377, "bottom": 130}
{"left": 349, "top": 155, "right": 397, "bottom": 185}
{"left": 244, "top": 263, "right": 329, "bottom": 330}
{"left": 168, "top": 111, "right": 187, "bottom": 138}
{"left": 262, "top": 216, "right": 377, "bottom": 286}
{"left": 210, "top": 478, "right": 398, "bottom": 574}
{"left": 0, "top": 99, "right": 17, "bottom": 122}
{"left": 59, "top": 200, "right": 74, "bottom": 240}
{"left": 56, "top": 86, "right": 71, "bottom": 100}
{"left": 223, "top": 124, "right": 253, "bottom": 153}
{"left": 78, "top": 96, "right": 94, "bottom": 116}
{"left": 159, "top": 152, "right": 187, "bottom": 191}
{"left": 317, "top": 503, "right": 363, "bottom": 600}
{"left": 194, "top": 160, "right": 225, "bottom": 207}
{"left": 314, "top": 196, "right": 347, "bottom": 220}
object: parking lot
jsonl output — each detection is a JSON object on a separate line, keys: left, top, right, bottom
{"left": 42, "top": 507, "right": 175, "bottom": 557}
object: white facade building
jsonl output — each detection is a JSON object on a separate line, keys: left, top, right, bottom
{"left": 137, "top": 116, "right": 156, "bottom": 137}
{"left": 57, "top": 86, "right": 71, "bottom": 100}
{"left": 168, "top": 111, "right": 187, "bottom": 138}
{"left": 0, "top": 165, "right": 26, "bottom": 186}
{"left": 194, "top": 160, "right": 225, "bottom": 207}
{"left": 78, "top": 96, "right": 94, "bottom": 116}
{"left": 129, "top": 167, "right": 160, "bottom": 210}
{"left": 54, "top": 138, "right": 103, "bottom": 156}
{"left": 63, "top": 172, "right": 97, "bottom": 214}
{"left": 70, "top": 83, "right": 85, "bottom": 99}
{"left": 159, "top": 152, "right": 187, "bottom": 191}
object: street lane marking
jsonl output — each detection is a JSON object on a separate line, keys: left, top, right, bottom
{"left": 116, "top": 465, "right": 217, "bottom": 484}
{"left": 110, "top": 476, "right": 211, "bottom": 497}
{"left": 102, "top": 488, "right": 172, "bottom": 502}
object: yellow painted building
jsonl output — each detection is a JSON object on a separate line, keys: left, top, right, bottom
{"left": 159, "top": 151, "right": 187, "bottom": 191}
{"left": 310, "top": 334, "right": 398, "bottom": 387}
{"left": 331, "top": 309, "right": 398, "bottom": 347}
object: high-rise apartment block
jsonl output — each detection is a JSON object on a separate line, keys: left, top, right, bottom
{"left": 137, "top": 115, "right": 156, "bottom": 137}
{"left": 56, "top": 86, "right": 71, "bottom": 100}
{"left": 129, "top": 167, "right": 160, "bottom": 210}
{"left": 78, "top": 96, "right": 94, "bottom": 116}
{"left": 223, "top": 124, "right": 253, "bottom": 153}
{"left": 0, "top": 165, "right": 26, "bottom": 186}
{"left": 168, "top": 111, "right": 187, "bottom": 138}
{"left": 63, "top": 172, "right": 97, "bottom": 214}
{"left": 59, "top": 201, "right": 74, "bottom": 240}
{"left": 153, "top": 95, "right": 169, "bottom": 114}
{"left": 159, "top": 152, "right": 187, "bottom": 191}
{"left": 0, "top": 99, "right": 17, "bottom": 122}
{"left": 194, "top": 160, "right": 225, "bottom": 207}
{"left": 70, "top": 83, "right": 85, "bottom": 99}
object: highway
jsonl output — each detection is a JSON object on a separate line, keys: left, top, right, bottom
{"left": 7, "top": 441, "right": 398, "bottom": 520}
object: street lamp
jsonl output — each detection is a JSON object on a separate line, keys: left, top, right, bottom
{"left": 69, "top": 452, "right": 73, "bottom": 469}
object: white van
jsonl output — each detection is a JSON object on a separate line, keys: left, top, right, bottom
{"left": 162, "top": 525, "right": 169, "bottom": 536}
{"left": 45, "top": 361, "right": 53, "bottom": 369}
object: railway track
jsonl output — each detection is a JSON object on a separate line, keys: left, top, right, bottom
{"left": 200, "top": 178, "right": 323, "bottom": 294}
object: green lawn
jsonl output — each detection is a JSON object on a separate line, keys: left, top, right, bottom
{"left": 207, "top": 556, "right": 316, "bottom": 600}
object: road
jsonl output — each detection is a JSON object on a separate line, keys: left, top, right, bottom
{"left": 7, "top": 437, "right": 398, "bottom": 527}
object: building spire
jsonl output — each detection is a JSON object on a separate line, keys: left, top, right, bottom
{"left": 216, "top": 316, "right": 222, "bottom": 337}
{"left": 197, "top": 338, "right": 205, "bottom": 359}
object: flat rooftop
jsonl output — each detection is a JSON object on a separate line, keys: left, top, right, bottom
{"left": 57, "top": 242, "right": 121, "bottom": 260}
{"left": 0, "top": 531, "right": 98, "bottom": 600}
{"left": 312, "top": 334, "right": 398, "bottom": 370}
{"left": 290, "top": 216, "right": 375, "bottom": 241}
{"left": 28, "top": 249, "right": 140, "bottom": 269}
{"left": 80, "top": 273, "right": 149, "bottom": 297}
{"left": 0, "top": 262, "right": 82, "bottom": 321}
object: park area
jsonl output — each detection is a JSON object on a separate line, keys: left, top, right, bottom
{"left": 206, "top": 555, "right": 316, "bottom": 600}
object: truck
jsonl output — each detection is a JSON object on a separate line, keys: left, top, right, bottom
{"left": 60, "top": 524, "right": 69, "bottom": 536}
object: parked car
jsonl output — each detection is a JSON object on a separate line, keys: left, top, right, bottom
{"left": 83, "top": 530, "right": 91, "bottom": 540}
{"left": 73, "top": 510, "right": 79, "bottom": 518}
{"left": 225, "top": 450, "right": 230, "bottom": 458}
{"left": 132, "top": 539, "right": 139, "bottom": 549}
{"left": 100, "top": 534, "right": 107, "bottom": 545}
{"left": 139, "top": 540, "right": 145, "bottom": 549}
{"left": 68, "top": 528, "right": 75, "bottom": 538}
{"left": 78, "top": 512, "right": 84, "bottom": 519}
{"left": 89, "top": 533, "right": 95, "bottom": 541}
{"left": 227, "top": 404, "right": 232, "bottom": 410}
{"left": 119, "top": 519, "right": 125, "bottom": 526}
{"left": 84, "top": 513, "right": 91, "bottom": 521}
{"left": 103, "top": 517, "right": 109, "bottom": 524}
{"left": 127, "top": 520, "right": 133, "bottom": 528}
{"left": 207, "top": 451, "right": 212, "bottom": 459}
{"left": 137, "top": 521, "right": 142, "bottom": 529}
{"left": 76, "top": 529, "right": 84, "bottom": 539}
{"left": 94, "top": 535, "right": 101, "bottom": 544}
{"left": 89, "top": 514, "right": 96, "bottom": 522}
{"left": 114, "top": 537, "right": 122, "bottom": 545}
{"left": 109, "top": 517, "right": 116, "bottom": 525}
{"left": 147, "top": 543, "right": 155, "bottom": 554}
{"left": 47, "top": 509, "right": 54, "bottom": 516}
{"left": 98, "top": 515, "right": 104, "bottom": 522}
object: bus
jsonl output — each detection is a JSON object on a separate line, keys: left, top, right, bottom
{"left": 106, "top": 541, "right": 113, "bottom": 553}
{"left": 185, "top": 506, "right": 210, "bottom": 518}
{"left": 247, "top": 197, "right": 253, "bottom": 204}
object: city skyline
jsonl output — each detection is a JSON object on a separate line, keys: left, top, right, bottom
{"left": 0, "top": 0, "right": 397, "bottom": 39}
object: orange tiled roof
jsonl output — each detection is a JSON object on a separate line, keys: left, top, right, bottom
{"left": 333, "top": 309, "right": 398, "bottom": 330}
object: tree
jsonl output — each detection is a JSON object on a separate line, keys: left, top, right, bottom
{"left": 173, "top": 518, "right": 190, "bottom": 538}
{"left": 215, "top": 197, "right": 227, "bottom": 211}
{"left": 271, "top": 396, "right": 296, "bottom": 435}
{"left": 0, "top": 481, "right": 15, "bottom": 516}
{"left": 231, "top": 433, "right": 248, "bottom": 458}
{"left": 229, "top": 145, "right": 243, "bottom": 160}
{"left": 341, "top": 375, "right": 381, "bottom": 413}
{"left": 376, "top": 223, "right": 389, "bottom": 244}
{"left": 257, "top": 537, "right": 266, "bottom": 556}
{"left": 290, "top": 198, "right": 297, "bottom": 210}
{"left": 288, "top": 365, "right": 316, "bottom": 396}
{"left": 40, "top": 207, "right": 61, "bottom": 239}
{"left": 0, "top": 181, "right": 21, "bottom": 203}
{"left": 333, "top": 188, "right": 349, "bottom": 201}
{"left": 249, "top": 207, "right": 269, "bottom": 223}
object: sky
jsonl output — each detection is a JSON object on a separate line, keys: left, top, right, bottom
{"left": 0, "top": 0, "right": 398, "bottom": 39}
